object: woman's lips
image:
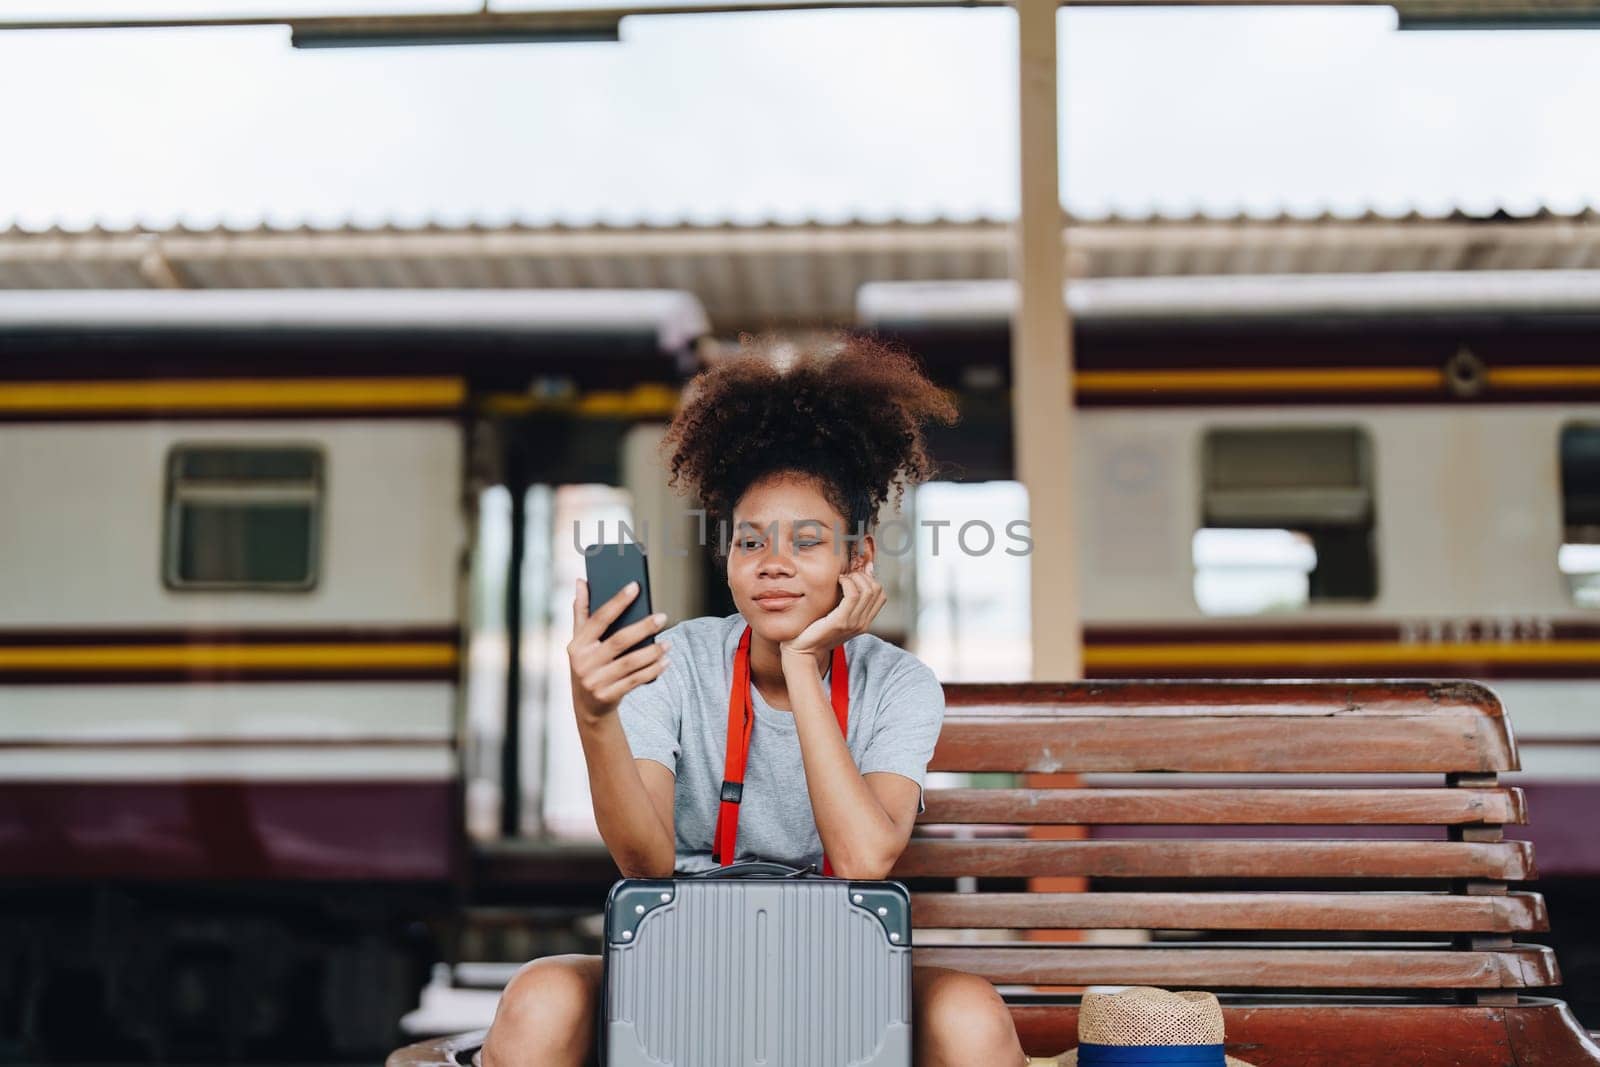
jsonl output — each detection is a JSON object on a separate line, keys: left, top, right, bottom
{"left": 754, "top": 594, "right": 802, "bottom": 611}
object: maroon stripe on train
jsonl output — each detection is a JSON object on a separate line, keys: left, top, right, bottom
{"left": 1508, "top": 783, "right": 1600, "bottom": 878}
{"left": 1078, "top": 388, "right": 1600, "bottom": 407}
{"left": 901, "top": 326, "right": 1600, "bottom": 370}
{"left": 0, "top": 408, "right": 467, "bottom": 424}
{"left": 0, "top": 738, "right": 454, "bottom": 750}
{"left": 0, "top": 667, "right": 458, "bottom": 685}
{"left": 2, "top": 409, "right": 473, "bottom": 426}
{"left": 1087, "top": 624, "right": 1407, "bottom": 644}
{"left": 1517, "top": 736, "right": 1600, "bottom": 747}
{"left": 0, "top": 625, "right": 460, "bottom": 647}
{"left": 1086, "top": 663, "right": 1600, "bottom": 682}
{"left": 1086, "top": 622, "right": 1600, "bottom": 643}
{"left": 0, "top": 781, "right": 457, "bottom": 882}
{"left": 1077, "top": 337, "right": 1600, "bottom": 370}
{"left": 0, "top": 333, "right": 682, "bottom": 387}
{"left": 877, "top": 323, "right": 1600, "bottom": 390}
{"left": 1083, "top": 622, "right": 1600, "bottom": 679}
{"left": 0, "top": 625, "right": 461, "bottom": 682}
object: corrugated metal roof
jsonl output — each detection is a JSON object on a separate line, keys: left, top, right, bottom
{"left": 3, "top": 208, "right": 1597, "bottom": 331}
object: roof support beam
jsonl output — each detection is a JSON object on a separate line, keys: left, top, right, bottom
{"left": 1014, "top": 0, "right": 1081, "bottom": 682}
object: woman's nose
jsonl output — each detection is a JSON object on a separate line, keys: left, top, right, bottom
{"left": 757, "top": 547, "right": 794, "bottom": 575}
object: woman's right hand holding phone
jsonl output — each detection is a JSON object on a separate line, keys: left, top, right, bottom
{"left": 568, "top": 578, "right": 671, "bottom": 722}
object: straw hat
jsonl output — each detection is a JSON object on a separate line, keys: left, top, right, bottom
{"left": 1044, "top": 986, "right": 1257, "bottom": 1066}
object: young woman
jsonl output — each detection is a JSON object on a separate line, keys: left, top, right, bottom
{"left": 482, "top": 335, "right": 1029, "bottom": 1067}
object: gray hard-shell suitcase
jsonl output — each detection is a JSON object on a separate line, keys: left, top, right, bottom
{"left": 601, "top": 861, "right": 913, "bottom": 1067}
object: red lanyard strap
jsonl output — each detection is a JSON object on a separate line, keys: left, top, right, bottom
{"left": 713, "top": 624, "right": 848, "bottom": 875}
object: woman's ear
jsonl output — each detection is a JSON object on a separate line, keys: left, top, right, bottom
{"left": 856, "top": 534, "right": 877, "bottom": 573}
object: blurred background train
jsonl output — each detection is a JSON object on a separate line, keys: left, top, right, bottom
{"left": 3, "top": 270, "right": 1599, "bottom": 1058}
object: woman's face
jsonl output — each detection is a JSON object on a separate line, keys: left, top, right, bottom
{"left": 727, "top": 473, "right": 873, "bottom": 645}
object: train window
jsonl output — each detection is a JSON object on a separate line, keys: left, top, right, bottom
{"left": 1193, "top": 528, "right": 1318, "bottom": 615}
{"left": 1559, "top": 424, "right": 1600, "bottom": 608}
{"left": 163, "top": 445, "right": 323, "bottom": 590}
{"left": 1194, "top": 427, "right": 1377, "bottom": 614}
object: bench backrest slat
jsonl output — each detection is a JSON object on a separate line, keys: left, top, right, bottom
{"left": 913, "top": 944, "right": 1561, "bottom": 990}
{"left": 893, "top": 839, "right": 1534, "bottom": 880}
{"left": 910, "top": 890, "right": 1549, "bottom": 932}
{"left": 935, "top": 680, "right": 1516, "bottom": 774}
{"left": 919, "top": 787, "right": 1526, "bottom": 825}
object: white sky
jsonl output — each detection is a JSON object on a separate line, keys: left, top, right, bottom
{"left": 1, "top": 3, "right": 1598, "bottom": 228}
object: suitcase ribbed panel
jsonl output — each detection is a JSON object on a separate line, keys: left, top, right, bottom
{"left": 606, "top": 880, "right": 911, "bottom": 1066}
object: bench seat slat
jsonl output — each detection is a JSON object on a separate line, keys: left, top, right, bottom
{"left": 893, "top": 840, "right": 1534, "bottom": 879}
{"left": 1005, "top": 1001, "right": 1597, "bottom": 1064}
{"left": 919, "top": 788, "right": 1526, "bottom": 825}
{"left": 911, "top": 891, "right": 1549, "bottom": 932}
{"left": 382, "top": 1003, "right": 1600, "bottom": 1067}
{"left": 914, "top": 943, "right": 1560, "bottom": 989}
{"left": 377, "top": 1004, "right": 1600, "bottom": 1067}
{"left": 931, "top": 715, "right": 1514, "bottom": 774}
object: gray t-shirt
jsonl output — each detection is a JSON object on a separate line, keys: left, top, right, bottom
{"left": 616, "top": 611, "right": 946, "bottom": 873}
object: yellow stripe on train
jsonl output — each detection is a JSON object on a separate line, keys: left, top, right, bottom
{"left": 0, "top": 643, "right": 459, "bottom": 672}
{"left": 1074, "top": 368, "right": 1445, "bottom": 394}
{"left": 1085, "top": 639, "right": 1600, "bottom": 669}
{"left": 0, "top": 377, "right": 467, "bottom": 414}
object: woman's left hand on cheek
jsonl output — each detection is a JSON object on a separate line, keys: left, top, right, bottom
{"left": 785, "top": 560, "right": 887, "bottom": 660}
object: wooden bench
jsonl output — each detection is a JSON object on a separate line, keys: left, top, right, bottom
{"left": 391, "top": 679, "right": 1600, "bottom": 1066}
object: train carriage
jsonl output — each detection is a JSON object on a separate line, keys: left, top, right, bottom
{"left": 0, "top": 289, "right": 709, "bottom": 1057}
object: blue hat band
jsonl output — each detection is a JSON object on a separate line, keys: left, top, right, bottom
{"left": 1077, "top": 1043, "right": 1227, "bottom": 1065}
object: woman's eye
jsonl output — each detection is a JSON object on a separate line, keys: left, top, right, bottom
{"left": 738, "top": 539, "right": 762, "bottom": 551}
{"left": 796, "top": 540, "right": 821, "bottom": 549}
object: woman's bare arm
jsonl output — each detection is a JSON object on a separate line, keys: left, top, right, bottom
{"left": 777, "top": 563, "right": 917, "bottom": 878}
{"left": 784, "top": 650, "right": 920, "bottom": 878}
{"left": 568, "top": 579, "right": 676, "bottom": 878}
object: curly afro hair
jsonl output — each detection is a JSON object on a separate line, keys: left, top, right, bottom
{"left": 661, "top": 332, "right": 958, "bottom": 564}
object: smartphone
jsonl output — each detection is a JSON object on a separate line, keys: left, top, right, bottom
{"left": 583, "top": 541, "right": 656, "bottom": 654}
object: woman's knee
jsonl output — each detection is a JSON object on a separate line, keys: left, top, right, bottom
{"left": 914, "top": 967, "right": 1023, "bottom": 1066}
{"left": 482, "top": 954, "right": 601, "bottom": 1067}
